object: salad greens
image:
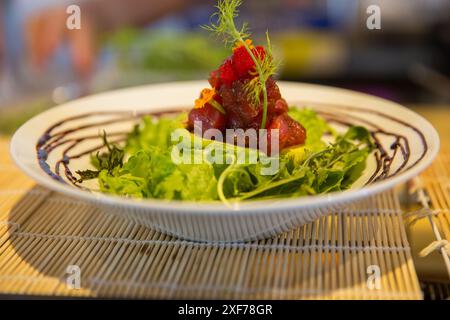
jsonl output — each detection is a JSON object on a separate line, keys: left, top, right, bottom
{"left": 76, "top": 108, "right": 374, "bottom": 202}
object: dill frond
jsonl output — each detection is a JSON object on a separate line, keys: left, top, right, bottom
{"left": 202, "top": 0, "right": 250, "bottom": 45}
{"left": 203, "top": 0, "right": 279, "bottom": 128}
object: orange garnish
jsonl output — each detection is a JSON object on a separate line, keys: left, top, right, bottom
{"left": 233, "top": 39, "right": 254, "bottom": 51}
{"left": 194, "top": 88, "right": 216, "bottom": 109}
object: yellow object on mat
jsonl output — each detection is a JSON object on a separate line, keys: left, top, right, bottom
{"left": 405, "top": 146, "right": 450, "bottom": 282}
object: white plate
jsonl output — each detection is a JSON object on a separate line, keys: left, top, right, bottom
{"left": 10, "top": 81, "right": 440, "bottom": 241}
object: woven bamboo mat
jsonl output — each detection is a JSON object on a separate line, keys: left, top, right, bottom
{"left": 420, "top": 147, "right": 450, "bottom": 248}
{"left": 405, "top": 145, "right": 450, "bottom": 283}
{"left": 0, "top": 137, "right": 424, "bottom": 299}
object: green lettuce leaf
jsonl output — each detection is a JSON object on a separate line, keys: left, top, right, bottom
{"left": 85, "top": 108, "right": 373, "bottom": 203}
{"left": 98, "top": 147, "right": 175, "bottom": 198}
{"left": 155, "top": 163, "right": 218, "bottom": 201}
{"left": 229, "top": 125, "right": 374, "bottom": 201}
{"left": 126, "top": 113, "right": 186, "bottom": 154}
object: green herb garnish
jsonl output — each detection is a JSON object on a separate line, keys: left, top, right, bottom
{"left": 202, "top": 0, "right": 278, "bottom": 128}
{"left": 76, "top": 131, "right": 124, "bottom": 182}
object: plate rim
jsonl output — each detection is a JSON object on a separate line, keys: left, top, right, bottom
{"left": 9, "top": 80, "right": 440, "bottom": 214}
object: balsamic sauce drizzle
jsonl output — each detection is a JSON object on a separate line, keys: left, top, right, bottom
{"left": 36, "top": 105, "right": 428, "bottom": 189}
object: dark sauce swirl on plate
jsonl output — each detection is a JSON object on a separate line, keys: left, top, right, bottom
{"left": 36, "top": 104, "right": 428, "bottom": 189}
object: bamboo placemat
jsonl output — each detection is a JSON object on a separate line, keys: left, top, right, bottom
{"left": 420, "top": 146, "right": 450, "bottom": 248}
{"left": 0, "top": 137, "right": 423, "bottom": 299}
{"left": 404, "top": 145, "right": 450, "bottom": 283}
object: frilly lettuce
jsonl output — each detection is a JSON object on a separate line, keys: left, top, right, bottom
{"left": 77, "top": 108, "right": 374, "bottom": 203}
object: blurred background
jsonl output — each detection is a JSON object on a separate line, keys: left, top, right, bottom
{"left": 0, "top": 0, "right": 449, "bottom": 134}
